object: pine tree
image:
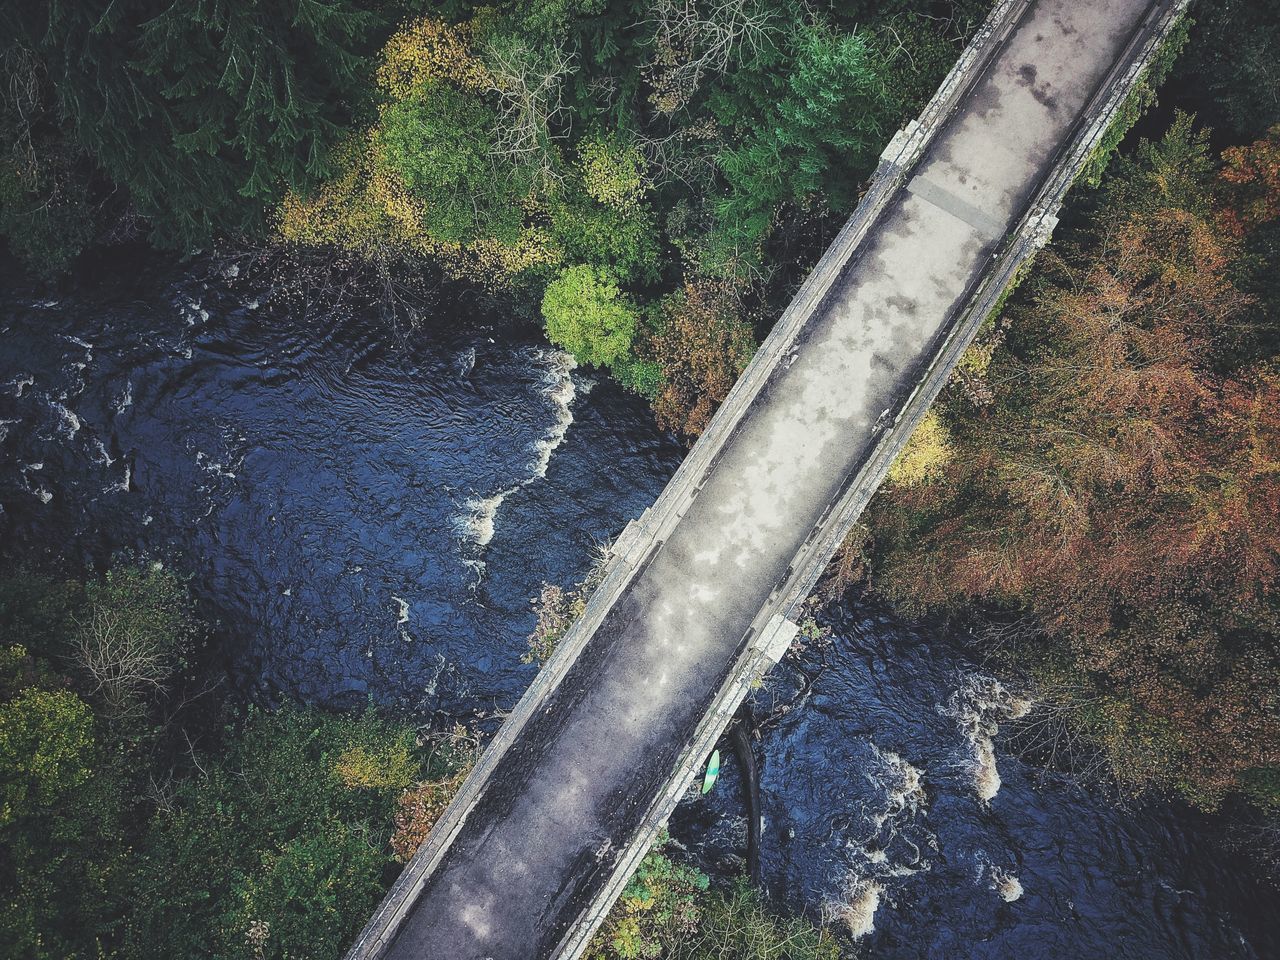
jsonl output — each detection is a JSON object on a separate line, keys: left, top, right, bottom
{"left": 1, "top": 0, "right": 384, "bottom": 250}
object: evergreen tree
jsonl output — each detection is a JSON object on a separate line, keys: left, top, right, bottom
{"left": 1, "top": 0, "right": 384, "bottom": 250}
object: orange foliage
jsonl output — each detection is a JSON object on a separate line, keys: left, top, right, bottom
{"left": 650, "top": 279, "right": 756, "bottom": 438}
{"left": 867, "top": 143, "right": 1280, "bottom": 806}
{"left": 390, "top": 762, "right": 473, "bottom": 862}
{"left": 1219, "top": 124, "right": 1280, "bottom": 238}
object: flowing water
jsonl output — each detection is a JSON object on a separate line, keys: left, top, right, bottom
{"left": 1, "top": 262, "right": 1276, "bottom": 957}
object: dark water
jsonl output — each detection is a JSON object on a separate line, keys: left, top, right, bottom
{"left": 2, "top": 264, "right": 1276, "bottom": 958}
{"left": 670, "top": 605, "right": 1280, "bottom": 957}
{"left": 0, "top": 262, "right": 680, "bottom": 716}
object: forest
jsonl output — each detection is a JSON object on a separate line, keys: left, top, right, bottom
{"left": 2, "top": 0, "right": 1279, "bottom": 957}
{"left": 1, "top": 0, "right": 992, "bottom": 428}
{"left": 853, "top": 1, "right": 1280, "bottom": 818}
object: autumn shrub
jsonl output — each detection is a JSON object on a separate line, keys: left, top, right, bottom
{"left": 886, "top": 409, "right": 952, "bottom": 488}
{"left": 650, "top": 278, "right": 757, "bottom": 438}
{"left": 523, "top": 582, "right": 587, "bottom": 666}
{"left": 1219, "top": 124, "right": 1280, "bottom": 239}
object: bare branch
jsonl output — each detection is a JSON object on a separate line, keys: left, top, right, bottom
{"left": 482, "top": 36, "right": 576, "bottom": 192}
{"left": 639, "top": 0, "right": 779, "bottom": 115}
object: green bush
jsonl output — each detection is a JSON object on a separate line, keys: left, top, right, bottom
{"left": 541, "top": 264, "right": 639, "bottom": 369}
{"left": 669, "top": 879, "right": 839, "bottom": 960}
{"left": 377, "top": 82, "right": 531, "bottom": 246}
{"left": 0, "top": 654, "right": 94, "bottom": 827}
{"left": 548, "top": 184, "right": 662, "bottom": 285}
{"left": 587, "top": 845, "right": 837, "bottom": 960}
{"left": 0, "top": 570, "right": 438, "bottom": 960}
{"left": 587, "top": 846, "right": 707, "bottom": 960}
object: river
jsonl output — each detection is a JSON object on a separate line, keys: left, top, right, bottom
{"left": 1, "top": 259, "right": 1276, "bottom": 958}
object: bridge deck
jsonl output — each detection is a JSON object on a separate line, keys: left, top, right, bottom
{"left": 368, "top": 0, "right": 1169, "bottom": 956}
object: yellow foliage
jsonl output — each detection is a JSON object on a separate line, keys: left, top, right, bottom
{"left": 578, "top": 136, "right": 649, "bottom": 210}
{"left": 278, "top": 137, "right": 406, "bottom": 253}
{"left": 888, "top": 408, "right": 953, "bottom": 487}
{"left": 279, "top": 132, "right": 558, "bottom": 285}
{"left": 277, "top": 18, "right": 561, "bottom": 286}
{"left": 376, "top": 18, "right": 490, "bottom": 97}
{"left": 958, "top": 338, "right": 997, "bottom": 380}
{"left": 446, "top": 227, "right": 562, "bottom": 283}
{"left": 333, "top": 742, "right": 417, "bottom": 790}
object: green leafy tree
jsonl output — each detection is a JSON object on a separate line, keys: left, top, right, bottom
{"left": 376, "top": 81, "right": 531, "bottom": 246}
{"left": 1174, "top": 0, "right": 1280, "bottom": 139}
{"left": 541, "top": 264, "right": 639, "bottom": 368}
{"left": 0, "top": 655, "right": 94, "bottom": 827}
{"left": 578, "top": 133, "right": 649, "bottom": 209}
{"left": 128, "top": 708, "right": 419, "bottom": 960}
{"left": 0, "top": 639, "right": 128, "bottom": 960}
{"left": 548, "top": 181, "right": 662, "bottom": 284}
{"left": 227, "top": 825, "right": 388, "bottom": 960}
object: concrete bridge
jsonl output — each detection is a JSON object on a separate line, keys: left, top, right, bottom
{"left": 347, "top": 0, "right": 1187, "bottom": 956}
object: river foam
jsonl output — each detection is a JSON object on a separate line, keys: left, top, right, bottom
{"left": 51, "top": 401, "right": 81, "bottom": 438}
{"left": 825, "top": 879, "right": 883, "bottom": 939}
{"left": 459, "top": 349, "right": 581, "bottom": 548}
{"left": 940, "top": 674, "right": 1032, "bottom": 804}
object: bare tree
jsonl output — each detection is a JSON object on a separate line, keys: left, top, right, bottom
{"left": 72, "top": 603, "right": 175, "bottom": 721}
{"left": 640, "top": 0, "right": 779, "bottom": 115}
{"left": 1002, "top": 675, "right": 1114, "bottom": 788}
{"left": 482, "top": 35, "right": 576, "bottom": 191}
{"left": 634, "top": 118, "right": 721, "bottom": 190}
